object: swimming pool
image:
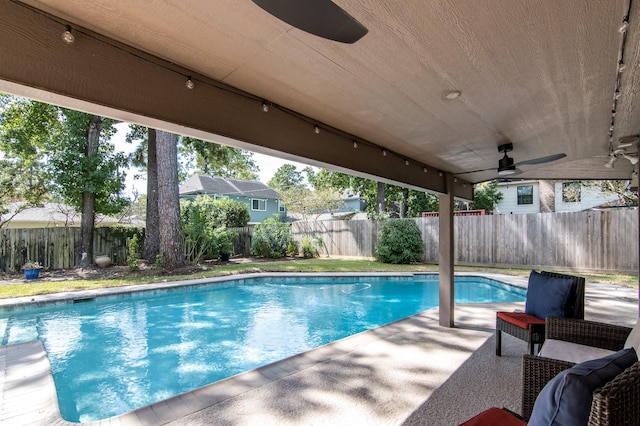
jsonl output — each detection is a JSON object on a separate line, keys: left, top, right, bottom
{"left": 0, "top": 274, "right": 525, "bottom": 422}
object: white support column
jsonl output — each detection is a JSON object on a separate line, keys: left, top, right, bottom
{"left": 439, "top": 173, "right": 455, "bottom": 327}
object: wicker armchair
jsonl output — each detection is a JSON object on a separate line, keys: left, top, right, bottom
{"left": 521, "top": 317, "right": 639, "bottom": 424}
{"left": 496, "top": 271, "right": 585, "bottom": 356}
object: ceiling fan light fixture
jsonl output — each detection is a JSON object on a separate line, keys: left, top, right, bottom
{"left": 497, "top": 152, "right": 516, "bottom": 175}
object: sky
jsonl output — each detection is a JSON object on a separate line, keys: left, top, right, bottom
{"left": 112, "top": 123, "right": 311, "bottom": 197}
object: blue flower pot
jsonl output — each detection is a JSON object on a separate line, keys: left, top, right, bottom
{"left": 24, "top": 268, "right": 40, "bottom": 280}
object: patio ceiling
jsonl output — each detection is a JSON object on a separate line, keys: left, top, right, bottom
{"left": 2, "top": 0, "right": 640, "bottom": 199}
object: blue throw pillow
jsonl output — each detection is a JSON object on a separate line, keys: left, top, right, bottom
{"left": 529, "top": 347, "right": 638, "bottom": 426}
{"left": 525, "top": 271, "right": 574, "bottom": 319}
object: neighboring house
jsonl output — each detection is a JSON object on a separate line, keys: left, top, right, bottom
{"left": 179, "top": 174, "right": 285, "bottom": 224}
{"left": 0, "top": 202, "right": 144, "bottom": 228}
{"left": 493, "top": 180, "right": 621, "bottom": 214}
{"left": 336, "top": 190, "right": 367, "bottom": 214}
{"left": 287, "top": 190, "right": 367, "bottom": 221}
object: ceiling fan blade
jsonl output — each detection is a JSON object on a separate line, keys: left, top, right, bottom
{"left": 515, "top": 153, "right": 566, "bottom": 166}
{"left": 252, "top": 0, "right": 368, "bottom": 44}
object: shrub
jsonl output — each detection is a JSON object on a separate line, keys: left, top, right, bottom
{"left": 301, "top": 234, "right": 323, "bottom": 258}
{"left": 213, "top": 198, "right": 250, "bottom": 228}
{"left": 301, "top": 237, "right": 318, "bottom": 258}
{"left": 181, "top": 196, "right": 225, "bottom": 262}
{"left": 251, "top": 216, "right": 291, "bottom": 258}
{"left": 375, "top": 219, "right": 424, "bottom": 264}
{"left": 287, "top": 240, "right": 300, "bottom": 257}
{"left": 127, "top": 234, "right": 142, "bottom": 270}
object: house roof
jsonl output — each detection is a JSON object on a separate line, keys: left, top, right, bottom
{"left": 179, "top": 175, "right": 281, "bottom": 199}
{"left": 0, "top": 202, "right": 144, "bottom": 228}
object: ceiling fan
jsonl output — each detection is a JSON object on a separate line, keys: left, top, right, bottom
{"left": 252, "top": 0, "right": 368, "bottom": 44}
{"left": 458, "top": 143, "right": 567, "bottom": 177}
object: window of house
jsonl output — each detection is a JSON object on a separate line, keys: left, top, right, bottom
{"left": 278, "top": 200, "right": 286, "bottom": 212}
{"left": 517, "top": 185, "right": 533, "bottom": 205}
{"left": 562, "top": 182, "right": 581, "bottom": 203}
{"left": 251, "top": 199, "right": 267, "bottom": 211}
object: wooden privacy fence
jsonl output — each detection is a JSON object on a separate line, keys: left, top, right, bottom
{"left": 2, "top": 209, "right": 637, "bottom": 273}
{"left": 290, "top": 208, "right": 638, "bottom": 273}
{"left": 0, "top": 227, "right": 141, "bottom": 273}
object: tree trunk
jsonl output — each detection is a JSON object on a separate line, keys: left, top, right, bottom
{"left": 144, "top": 128, "right": 160, "bottom": 263}
{"left": 400, "top": 187, "right": 409, "bottom": 218}
{"left": 156, "top": 130, "right": 184, "bottom": 270}
{"left": 376, "top": 181, "right": 385, "bottom": 214}
{"left": 77, "top": 116, "right": 102, "bottom": 268}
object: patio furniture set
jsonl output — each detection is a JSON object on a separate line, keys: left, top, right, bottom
{"left": 461, "top": 270, "right": 640, "bottom": 425}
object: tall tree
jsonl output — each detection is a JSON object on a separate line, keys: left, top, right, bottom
{"left": 0, "top": 95, "right": 57, "bottom": 222}
{"left": 578, "top": 180, "right": 638, "bottom": 206}
{"left": 268, "top": 163, "right": 304, "bottom": 191}
{"left": 470, "top": 181, "right": 504, "bottom": 212}
{"left": 156, "top": 130, "right": 184, "bottom": 270}
{"left": 0, "top": 96, "right": 129, "bottom": 262}
{"left": 78, "top": 115, "right": 100, "bottom": 266}
{"left": 181, "top": 137, "right": 259, "bottom": 180}
{"left": 145, "top": 129, "right": 160, "bottom": 262}
{"left": 126, "top": 125, "right": 161, "bottom": 262}
{"left": 48, "top": 109, "right": 128, "bottom": 267}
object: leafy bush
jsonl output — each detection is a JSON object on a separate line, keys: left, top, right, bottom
{"left": 212, "top": 198, "right": 250, "bottom": 228}
{"left": 127, "top": 234, "right": 142, "bottom": 270}
{"left": 301, "top": 234, "right": 323, "bottom": 258}
{"left": 301, "top": 237, "right": 318, "bottom": 258}
{"left": 287, "top": 240, "right": 300, "bottom": 257}
{"left": 251, "top": 216, "right": 291, "bottom": 258}
{"left": 181, "top": 196, "right": 236, "bottom": 262}
{"left": 375, "top": 219, "right": 424, "bottom": 264}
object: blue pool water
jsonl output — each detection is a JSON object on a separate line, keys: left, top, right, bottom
{"left": 0, "top": 274, "right": 525, "bottom": 422}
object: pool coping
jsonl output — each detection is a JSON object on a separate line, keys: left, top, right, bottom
{"left": 1, "top": 272, "right": 533, "bottom": 425}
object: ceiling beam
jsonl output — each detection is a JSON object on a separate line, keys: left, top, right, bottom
{"left": 0, "top": 0, "right": 473, "bottom": 199}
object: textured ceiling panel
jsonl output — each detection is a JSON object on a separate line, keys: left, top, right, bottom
{"left": 11, "top": 0, "right": 637, "bottom": 185}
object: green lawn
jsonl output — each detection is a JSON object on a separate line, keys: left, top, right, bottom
{"left": 0, "top": 258, "right": 637, "bottom": 299}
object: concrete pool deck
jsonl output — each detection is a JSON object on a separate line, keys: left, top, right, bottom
{"left": 1, "top": 273, "right": 637, "bottom": 425}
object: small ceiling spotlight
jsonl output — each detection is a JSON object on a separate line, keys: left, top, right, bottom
{"left": 445, "top": 90, "right": 461, "bottom": 100}
{"left": 262, "top": 102, "right": 269, "bottom": 112}
{"left": 438, "top": 171, "right": 443, "bottom": 177}
{"left": 454, "top": 178, "right": 458, "bottom": 183}
{"left": 353, "top": 141, "right": 358, "bottom": 148}
{"left": 314, "top": 125, "right": 320, "bottom": 134}
{"left": 619, "top": 20, "right": 629, "bottom": 34}
{"left": 62, "top": 25, "right": 75, "bottom": 44}
{"left": 185, "top": 76, "right": 195, "bottom": 90}
{"left": 405, "top": 160, "right": 410, "bottom": 166}
{"left": 382, "top": 150, "right": 388, "bottom": 156}
{"left": 423, "top": 167, "right": 428, "bottom": 173}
